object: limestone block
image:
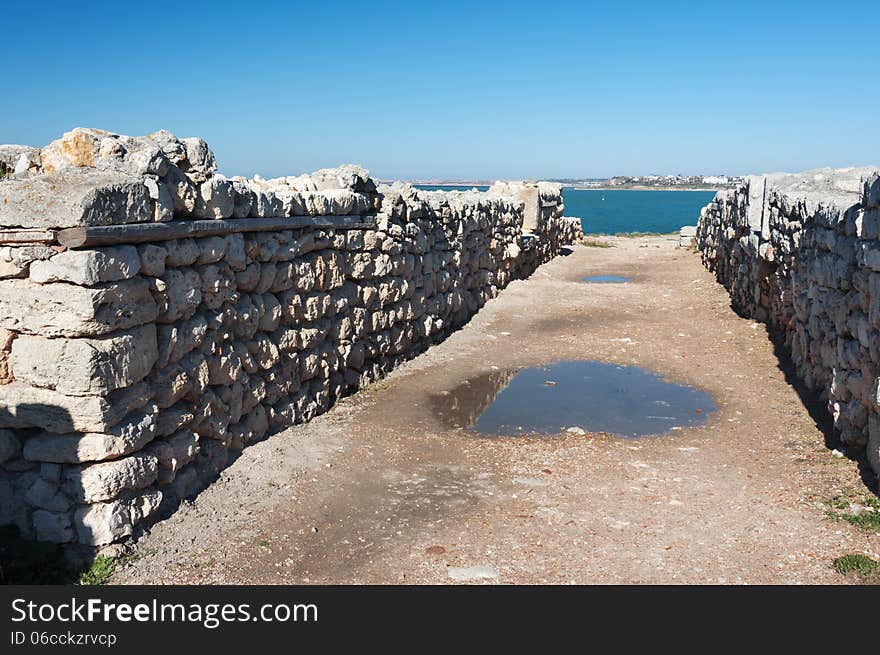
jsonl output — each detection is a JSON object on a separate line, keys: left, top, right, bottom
{"left": 164, "top": 239, "right": 199, "bottom": 267}
{"left": 25, "top": 477, "right": 71, "bottom": 512}
{"left": 232, "top": 179, "right": 255, "bottom": 218}
{"left": 193, "top": 177, "right": 234, "bottom": 219}
{"left": 0, "top": 244, "right": 54, "bottom": 279}
{"left": 247, "top": 335, "right": 280, "bottom": 370}
{"left": 33, "top": 509, "right": 74, "bottom": 543}
{"left": 258, "top": 293, "right": 282, "bottom": 332}
{"left": 74, "top": 500, "right": 131, "bottom": 545}
{"left": 138, "top": 244, "right": 167, "bottom": 277}
{"left": 0, "top": 380, "right": 149, "bottom": 433}
{"left": 154, "top": 404, "right": 194, "bottom": 440}
{"left": 10, "top": 324, "right": 157, "bottom": 396}
{"left": 145, "top": 429, "right": 198, "bottom": 484}
{"left": 0, "top": 428, "right": 21, "bottom": 463}
{"left": 0, "top": 277, "right": 158, "bottom": 338}
{"left": 63, "top": 453, "right": 158, "bottom": 503}
{"left": 864, "top": 172, "right": 880, "bottom": 210}
{"left": 0, "top": 169, "right": 152, "bottom": 229}
{"left": 128, "top": 489, "right": 163, "bottom": 525}
{"left": 23, "top": 408, "right": 157, "bottom": 464}
{"left": 144, "top": 176, "right": 174, "bottom": 221}
{"left": 163, "top": 165, "right": 197, "bottom": 216}
{"left": 235, "top": 262, "right": 261, "bottom": 292}
{"left": 0, "top": 327, "right": 13, "bottom": 383}
{"left": 225, "top": 233, "right": 246, "bottom": 271}
{"left": 206, "top": 344, "right": 244, "bottom": 385}
{"left": 196, "top": 235, "right": 227, "bottom": 264}
{"left": 181, "top": 137, "right": 217, "bottom": 183}
{"left": 156, "top": 314, "right": 208, "bottom": 368}
{"left": 156, "top": 269, "right": 202, "bottom": 323}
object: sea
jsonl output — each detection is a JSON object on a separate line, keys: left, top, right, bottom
{"left": 414, "top": 185, "right": 717, "bottom": 235}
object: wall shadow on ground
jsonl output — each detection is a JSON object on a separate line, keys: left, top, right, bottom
{"left": 756, "top": 322, "right": 880, "bottom": 495}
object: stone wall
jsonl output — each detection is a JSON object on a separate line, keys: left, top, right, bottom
{"left": 696, "top": 167, "right": 880, "bottom": 476}
{"left": 0, "top": 128, "right": 581, "bottom": 546}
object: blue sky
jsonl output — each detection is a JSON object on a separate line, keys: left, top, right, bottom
{"left": 2, "top": 1, "right": 877, "bottom": 179}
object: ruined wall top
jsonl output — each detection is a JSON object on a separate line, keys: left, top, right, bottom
{"left": 710, "top": 166, "right": 880, "bottom": 235}
{"left": 0, "top": 128, "right": 562, "bottom": 236}
{"left": 0, "top": 128, "right": 380, "bottom": 230}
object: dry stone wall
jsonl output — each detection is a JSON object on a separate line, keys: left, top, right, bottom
{"left": 0, "top": 128, "right": 581, "bottom": 546}
{"left": 696, "top": 167, "right": 880, "bottom": 476}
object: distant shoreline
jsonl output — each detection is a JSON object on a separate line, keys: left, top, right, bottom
{"left": 570, "top": 186, "right": 724, "bottom": 192}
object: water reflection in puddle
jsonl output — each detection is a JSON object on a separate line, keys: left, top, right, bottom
{"left": 432, "top": 360, "right": 714, "bottom": 438}
{"left": 583, "top": 275, "right": 631, "bottom": 283}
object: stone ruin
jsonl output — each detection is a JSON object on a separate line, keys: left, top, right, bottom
{"left": 0, "top": 128, "right": 582, "bottom": 548}
{"left": 696, "top": 166, "right": 880, "bottom": 476}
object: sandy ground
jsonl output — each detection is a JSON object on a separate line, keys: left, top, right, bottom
{"left": 116, "top": 236, "right": 880, "bottom": 585}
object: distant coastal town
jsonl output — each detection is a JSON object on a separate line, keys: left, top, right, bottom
{"left": 401, "top": 174, "right": 742, "bottom": 191}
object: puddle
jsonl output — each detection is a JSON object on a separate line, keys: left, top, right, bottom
{"left": 583, "top": 275, "right": 631, "bottom": 283}
{"left": 432, "top": 360, "right": 714, "bottom": 438}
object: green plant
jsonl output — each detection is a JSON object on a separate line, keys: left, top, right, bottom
{"left": 827, "top": 495, "right": 880, "bottom": 531}
{"left": 832, "top": 554, "right": 880, "bottom": 578}
{"left": 76, "top": 556, "right": 116, "bottom": 586}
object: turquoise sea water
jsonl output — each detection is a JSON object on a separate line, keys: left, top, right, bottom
{"left": 563, "top": 189, "right": 716, "bottom": 235}
{"left": 413, "top": 185, "right": 716, "bottom": 235}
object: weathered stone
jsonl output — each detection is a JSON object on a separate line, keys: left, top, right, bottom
{"left": 144, "top": 176, "right": 174, "bottom": 222}
{"left": 181, "top": 137, "right": 217, "bottom": 183}
{"left": 0, "top": 429, "right": 21, "bottom": 463}
{"left": 0, "top": 169, "right": 152, "bottom": 229}
{"left": 156, "top": 269, "right": 202, "bottom": 323}
{"left": 64, "top": 453, "right": 158, "bottom": 503}
{"left": 30, "top": 245, "right": 140, "bottom": 286}
{"left": 23, "top": 408, "right": 157, "bottom": 463}
{"left": 0, "top": 277, "right": 158, "bottom": 338}
{"left": 127, "top": 489, "right": 162, "bottom": 525}
{"left": 0, "top": 380, "right": 150, "bottom": 433}
{"left": 193, "top": 177, "right": 234, "bottom": 219}
{"left": 155, "top": 403, "right": 195, "bottom": 438}
{"left": 11, "top": 324, "right": 157, "bottom": 396}
{"left": 74, "top": 500, "right": 131, "bottom": 545}
{"left": 0, "top": 327, "right": 14, "bottom": 384}
{"left": 163, "top": 165, "right": 197, "bottom": 215}
{"left": 0, "top": 244, "right": 54, "bottom": 279}
{"left": 25, "top": 477, "right": 71, "bottom": 512}
{"left": 137, "top": 244, "right": 167, "bottom": 277}
{"left": 196, "top": 235, "right": 227, "bottom": 264}
{"left": 33, "top": 509, "right": 74, "bottom": 543}
{"left": 164, "top": 238, "right": 199, "bottom": 267}
{"left": 145, "top": 430, "right": 198, "bottom": 484}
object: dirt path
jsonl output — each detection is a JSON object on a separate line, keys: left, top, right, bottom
{"left": 116, "top": 236, "right": 879, "bottom": 584}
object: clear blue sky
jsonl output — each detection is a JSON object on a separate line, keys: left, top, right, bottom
{"left": 2, "top": 0, "right": 877, "bottom": 180}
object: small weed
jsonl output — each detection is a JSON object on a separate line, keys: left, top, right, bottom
{"left": 581, "top": 238, "right": 614, "bottom": 248}
{"left": 832, "top": 554, "right": 880, "bottom": 578}
{"left": 826, "top": 495, "right": 880, "bottom": 531}
{"left": 258, "top": 539, "right": 270, "bottom": 548}
{"left": 76, "top": 556, "right": 116, "bottom": 586}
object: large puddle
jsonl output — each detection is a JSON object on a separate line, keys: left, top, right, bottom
{"left": 583, "top": 275, "right": 631, "bottom": 283}
{"left": 432, "top": 360, "right": 714, "bottom": 438}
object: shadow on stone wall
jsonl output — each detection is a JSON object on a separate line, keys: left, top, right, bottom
{"left": 0, "top": 403, "right": 98, "bottom": 583}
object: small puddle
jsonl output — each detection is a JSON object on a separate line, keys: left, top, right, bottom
{"left": 432, "top": 360, "right": 714, "bottom": 438}
{"left": 583, "top": 275, "right": 631, "bottom": 283}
